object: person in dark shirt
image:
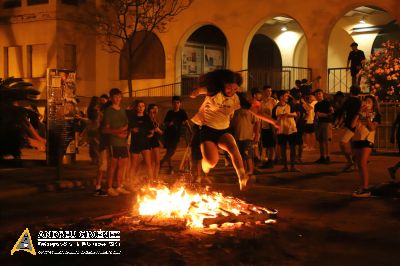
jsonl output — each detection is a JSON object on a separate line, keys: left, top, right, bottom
{"left": 160, "top": 96, "right": 190, "bottom": 174}
{"left": 339, "top": 86, "right": 362, "bottom": 172}
{"left": 314, "top": 89, "right": 334, "bottom": 164}
{"left": 347, "top": 42, "right": 366, "bottom": 86}
{"left": 128, "top": 100, "right": 155, "bottom": 182}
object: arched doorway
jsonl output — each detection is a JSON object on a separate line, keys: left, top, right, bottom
{"left": 327, "top": 6, "right": 397, "bottom": 93}
{"left": 181, "top": 25, "right": 227, "bottom": 95}
{"left": 247, "top": 16, "right": 309, "bottom": 91}
{"left": 248, "top": 34, "right": 282, "bottom": 89}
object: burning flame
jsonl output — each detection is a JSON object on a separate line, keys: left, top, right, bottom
{"left": 137, "top": 185, "right": 276, "bottom": 228}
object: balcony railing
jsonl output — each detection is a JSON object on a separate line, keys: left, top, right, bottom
{"left": 327, "top": 67, "right": 352, "bottom": 94}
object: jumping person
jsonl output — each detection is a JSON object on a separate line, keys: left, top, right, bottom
{"left": 190, "top": 69, "right": 278, "bottom": 191}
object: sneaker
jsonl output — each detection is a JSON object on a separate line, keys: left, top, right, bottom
{"left": 239, "top": 173, "right": 250, "bottom": 191}
{"left": 324, "top": 157, "right": 331, "bottom": 164}
{"left": 94, "top": 189, "right": 108, "bottom": 197}
{"left": 314, "top": 157, "right": 325, "bottom": 164}
{"left": 342, "top": 162, "right": 354, "bottom": 172}
{"left": 290, "top": 166, "right": 301, "bottom": 172}
{"left": 107, "top": 188, "right": 119, "bottom": 197}
{"left": 117, "top": 187, "right": 130, "bottom": 195}
{"left": 388, "top": 167, "right": 396, "bottom": 180}
{"left": 352, "top": 188, "right": 371, "bottom": 198}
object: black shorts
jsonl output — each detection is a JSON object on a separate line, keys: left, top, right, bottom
{"left": 200, "top": 125, "right": 231, "bottom": 145}
{"left": 149, "top": 135, "right": 160, "bottom": 149}
{"left": 352, "top": 140, "right": 374, "bottom": 149}
{"left": 277, "top": 133, "right": 297, "bottom": 146}
{"left": 110, "top": 146, "right": 129, "bottom": 158}
{"left": 191, "top": 124, "right": 202, "bottom": 160}
{"left": 304, "top": 124, "right": 315, "bottom": 133}
{"left": 261, "top": 128, "right": 276, "bottom": 148}
{"left": 237, "top": 140, "right": 254, "bottom": 160}
{"left": 130, "top": 140, "right": 151, "bottom": 154}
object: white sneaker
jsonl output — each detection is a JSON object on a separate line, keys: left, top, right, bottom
{"left": 107, "top": 188, "right": 119, "bottom": 197}
{"left": 117, "top": 187, "right": 130, "bottom": 195}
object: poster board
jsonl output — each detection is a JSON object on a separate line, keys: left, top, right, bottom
{"left": 46, "top": 69, "right": 77, "bottom": 166}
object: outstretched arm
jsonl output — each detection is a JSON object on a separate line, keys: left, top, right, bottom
{"left": 190, "top": 86, "right": 208, "bottom": 98}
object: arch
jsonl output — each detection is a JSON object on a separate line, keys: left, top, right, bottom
{"left": 327, "top": 4, "right": 398, "bottom": 92}
{"left": 119, "top": 31, "right": 165, "bottom": 80}
{"left": 175, "top": 23, "right": 228, "bottom": 95}
{"left": 243, "top": 14, "right": 309, "bottom": 90}
{"left": 242, "top": 14, "right": 308, "bottom": 71}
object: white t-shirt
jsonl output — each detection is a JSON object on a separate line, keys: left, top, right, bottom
{"left": 195, "top": 92, "right": 241, "bottom": 130}
{"left": 305, "top": 100, "right": 318, "bottom": 124}
{"left": 273, "top": 103, "right": 297, "bottom": 135}
{"left": 260, "top": 97, "right": 277, "bottom": 129}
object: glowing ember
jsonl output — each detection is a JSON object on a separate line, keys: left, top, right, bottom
{"left": 137, "top": 185, "right": 277, "bottom": 228}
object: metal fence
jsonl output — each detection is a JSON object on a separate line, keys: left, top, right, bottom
{"left": 374, "top": 102, "right": 399, "bottom": 152}
{"left": 240, "top": 67, "right": 312, "bottom": 91}
{"left": 327, "top": 67, "right": 351, "bottom": 94}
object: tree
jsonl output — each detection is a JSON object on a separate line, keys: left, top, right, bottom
{"left": 93, "top": 0, "right": 193, "bottom": 98}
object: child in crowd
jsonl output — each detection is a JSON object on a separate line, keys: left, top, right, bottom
{"left": 272, "top": 90, "right": 300, "bottom": 172}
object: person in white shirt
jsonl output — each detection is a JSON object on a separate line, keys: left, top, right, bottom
{"left": 272, "top": 90, "right": 300, "bottom": 172}
{"left": 302, "top": 94, "right": 318, "bottom": 151}
{"left": 190, "top": 69, "right": 278, "bottom": 190}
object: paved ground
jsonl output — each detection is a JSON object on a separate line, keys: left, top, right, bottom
{"left": 0, "top": 137, "right": 400, "bottom": 265}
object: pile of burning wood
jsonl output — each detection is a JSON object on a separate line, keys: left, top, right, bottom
{"left": 135, "top": 185, "right": 277, "bottom": 229}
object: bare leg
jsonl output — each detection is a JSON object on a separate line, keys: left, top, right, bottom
{"left": 217, "top": 134, "right": 249, "bottom": 190}
{"left": 200, "top": 141, "right": 219, "bottom": 174}
{"left": 151, "top": 147, "right": 161, "bottom": 179}
{"left": 141, "top": 149, "right": 154, "bottom": 180}
{"left": 108, "top": 158, "right": 118, "bottom": 188}
{"left": 359, "top": 148, "right": 372, "bottom": 189}
{"left": 117, "top": 158, "right": 128, "bottom": 188}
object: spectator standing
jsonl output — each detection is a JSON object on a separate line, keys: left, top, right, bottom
{"left": 160, "top": 96, "right": 190, "bottom": 174}
{"left": 339, "top": 86, "right": 362, "bottom": 172}
{"left": 314, "top": 89, "right": 334, "bottom": 164}
{"left": 147, "top": 104, "right": 163, "bottom": 179}
{"left": 302, "top": 94, "right": 317, "bottom": 151}
{"left": 351, "top": 95, "right": 381, "bottom": 197}
{"left": 102, "top": 88, "right": 130, "bottom": 196}
{"left": 128, "top": 100, "right": 155, "bottom": 184}
{"left": 259, "top": 85, "right": 277, "bottom": 168}
{"left": 272, "top": 90, "right": 299, "bottom": 172}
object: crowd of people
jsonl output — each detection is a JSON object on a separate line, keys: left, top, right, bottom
{"left": 78, "top": 68, "right": 398, "bottom": 198}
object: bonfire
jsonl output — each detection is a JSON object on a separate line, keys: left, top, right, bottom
{"left": 136, "top": 185, "right": 277, "bottom": 229}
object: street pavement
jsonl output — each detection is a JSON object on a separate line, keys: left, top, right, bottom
{"left": 0, "top": 139, "right": 400, "bottom": 265}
